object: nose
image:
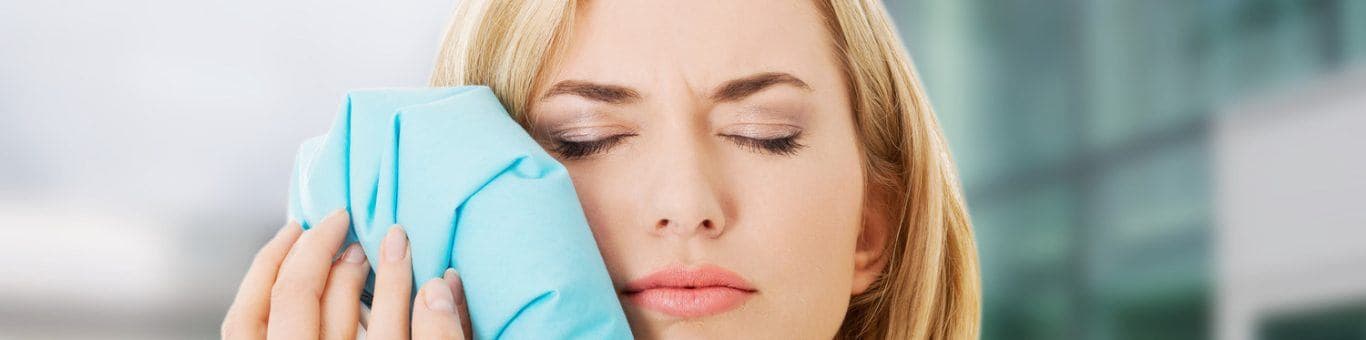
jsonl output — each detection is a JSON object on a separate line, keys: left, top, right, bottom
{"left": 643, "top": 137, "right": 728, "bottom": 239}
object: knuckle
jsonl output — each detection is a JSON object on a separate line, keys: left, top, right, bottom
{"left": 331, "top": 264, "right": 367, "bottom": 285}
{"left": 270, "top": 277, "right": 321, "bottom": 302}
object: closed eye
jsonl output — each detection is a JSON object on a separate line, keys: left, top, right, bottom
{"left": 551, "top": 134, "right": 636, "bottom": 160}
{"left": 549, "top": 132, "right": 805, "bottom": 159}
{"left": 721, "top": 133, "right": 805, "bottom": 156}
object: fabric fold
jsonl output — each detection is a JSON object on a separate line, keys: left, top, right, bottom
{"left": 286, "top": 86, "right": 632, "bottom": 339}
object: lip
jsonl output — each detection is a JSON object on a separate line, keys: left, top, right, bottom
{"left": 621, "top": 265, "right": 757, "bottom": 318}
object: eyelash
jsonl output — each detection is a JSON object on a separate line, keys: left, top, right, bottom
{"left": 551, "top": 133, "right": 805, "bottom": 160}
{"left": 720, "top": 133, "right": 806, "bottom": 156}
{"left": 552, "top": 134, "right": 637, "bottom": 160}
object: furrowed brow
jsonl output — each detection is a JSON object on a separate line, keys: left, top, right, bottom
{"left": 541, "top": 80, "right": 642, "bottom": 104}
{"left": 710, "top": 72, "right": 811, "bottom": 102}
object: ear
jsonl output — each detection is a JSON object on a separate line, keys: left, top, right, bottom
{"left": 851, "top": 195, "right": 892, "bottom": 296}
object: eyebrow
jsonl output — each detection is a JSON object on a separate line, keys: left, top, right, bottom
{"left": 541, "top": 80, "right": 641, "bottom": 104}
{"left": 709, "top": 72, "right": 811, "bottom": 102}
{"left": 539, "top": 71, "right": 811, "bottom": 105}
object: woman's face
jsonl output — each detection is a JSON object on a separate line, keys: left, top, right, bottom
{"left": 528, "top": 1, "right": 883, "bottom": 338}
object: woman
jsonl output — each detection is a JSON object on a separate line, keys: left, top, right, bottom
{"left": 222, "top": 0, "right": 980, "bottom": 338}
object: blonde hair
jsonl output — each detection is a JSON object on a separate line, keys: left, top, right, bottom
{"left": 430, "top": 1, "right": 980, "bottom": 339}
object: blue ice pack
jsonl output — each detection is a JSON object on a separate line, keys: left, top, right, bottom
{"left": 285, "top": 86, "right": 632, "bottom": 339}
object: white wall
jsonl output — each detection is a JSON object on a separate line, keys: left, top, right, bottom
{"left": 0, "top": 0, "right": 455, "bottom": 337}
{"left": 1215, "top": 66, "right": 1366, "bottom": 340}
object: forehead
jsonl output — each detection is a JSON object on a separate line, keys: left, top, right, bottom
{"left": 542, "top": 0, "right": 838, "bottom": 92}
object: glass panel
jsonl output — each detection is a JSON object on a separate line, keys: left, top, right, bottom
{"left": 888, "top": 1, "right": 1364, "bottom": 339}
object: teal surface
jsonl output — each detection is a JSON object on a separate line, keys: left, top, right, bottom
{"left": 286, "top": 86, "right": 632, "bottom": 339}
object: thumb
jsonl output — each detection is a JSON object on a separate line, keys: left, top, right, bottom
{"left": 412, "top": 269, "right": 471, "bottom": 340}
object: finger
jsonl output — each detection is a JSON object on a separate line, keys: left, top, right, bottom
{"left": 447, "top": 269, "right": 473, "bottom": 340}
{"left": 266, "top": 209, "right": 353, "bottom": 339}
{"left": 319, "top": 243, "right": 370, "bottom": 340}
{"left": 366, "top": 225, "right": 412, "bottom": 340}
{"left": 222, "top": 220, "right": 303, "bottom": 340}
{"left": 412, "top": 270, "right": 470, "bottom": 340}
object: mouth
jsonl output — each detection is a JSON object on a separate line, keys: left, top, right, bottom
{"left": 620, "top": 265, "right": 757, "bottom": 318}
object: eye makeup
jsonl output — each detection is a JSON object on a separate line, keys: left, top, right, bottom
{"left": 528, "top": 105, "right": 636, "bottom": 160}
{"left": 545, "top": 125, "right": 806, "bottom": 159}
{"left": 717, "top": 123, "right": 806, "bottom": 156}
{"left": 532, "top": 99, "right": 811, "bottom": 160}
{"left": 548, "top": 127, "right": 638, "bottom": 160}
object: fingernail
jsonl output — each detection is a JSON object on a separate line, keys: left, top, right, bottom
{"left": 382, "top": 225, "right": 407, "bottom": 263}
{"left": 444, "top": 268, "right": 465, "bottom": 307}
{"left": 323, "top": 209, "right": 348, "bottom": 223}
{"left": 342, "top": 243, "right": 366, "bottom": 263}
{"left": 425, "top": 279, "right": 456, "bottom": 312}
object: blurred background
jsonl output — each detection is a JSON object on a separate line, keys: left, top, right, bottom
{"left": 0, "top": 0, "right": 1362, "bottom": 339}
{"left": 891, "top": 1, "right": 1366, "bottom": 339}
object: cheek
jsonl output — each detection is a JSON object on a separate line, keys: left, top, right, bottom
{"left": 560, "top": 162, "right": 635, "bottom": 272}
{"left": 553, "top": 129, "right": 866, "bottom": 335}
{"left": 726, "top": 142, "right": 865, "bottom": 327}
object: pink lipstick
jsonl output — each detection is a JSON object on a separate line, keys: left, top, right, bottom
{"left": 621, "top": 265, "right": 756, "bottom": 318}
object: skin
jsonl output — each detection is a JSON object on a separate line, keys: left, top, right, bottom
{"left": 222, "top": 210, "right": 471, "bottom": 340}
{"left": 528, "top": 0, "right": 885, "bottom": 338}
{"left": 223, "top": 1, "right": 888, "bottom": 339}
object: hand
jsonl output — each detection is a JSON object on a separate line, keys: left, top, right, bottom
{"left": 221, "top": 210, "right": 474, "bottom": 339}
